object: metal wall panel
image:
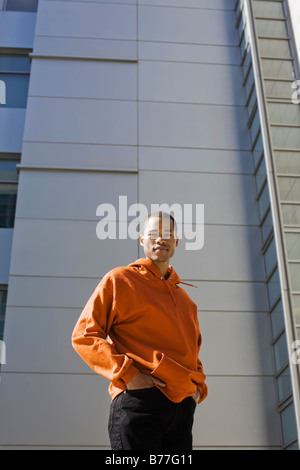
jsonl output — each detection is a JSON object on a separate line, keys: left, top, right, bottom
{"left": 0, "top": 0, "right": 283, "bottom": 450}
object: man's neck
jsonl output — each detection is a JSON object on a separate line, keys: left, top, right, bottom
{"left": 151, "top": 260, "right": 170, "bottom": 279}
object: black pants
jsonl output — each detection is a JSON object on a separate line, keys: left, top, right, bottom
{"left": 108, "top": 387, "right": 196, "bottom": 450}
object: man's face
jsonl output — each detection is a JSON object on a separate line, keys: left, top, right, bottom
{"left": 140, "top": 216, "right": 178, "bottom": 263}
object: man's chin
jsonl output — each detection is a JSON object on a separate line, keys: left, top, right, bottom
{"left": 151, "top": 250, "right": 173, "bottom": 262}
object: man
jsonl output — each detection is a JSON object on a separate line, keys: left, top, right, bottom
{"left": 72, "top": 211, "right": 207, "bottom": 450}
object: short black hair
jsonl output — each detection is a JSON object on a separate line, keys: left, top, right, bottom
{"left": 141, "top": 211, "right": 177, "bottom": 235}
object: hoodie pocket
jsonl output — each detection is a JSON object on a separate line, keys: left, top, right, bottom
{"left": 150, "top": 352, "right": 199, "bottom": 400}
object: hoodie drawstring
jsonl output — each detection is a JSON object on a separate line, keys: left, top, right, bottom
{"left": 160, "top": 279, "right": 198, "bottom": 306}
{"left": 161, "top": 276, "right": 177, "bottom": 306}
{"left": 178, "top": 281, "right": 198, "bottom": 288}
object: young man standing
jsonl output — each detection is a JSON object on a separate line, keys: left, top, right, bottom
{"left": 72, "top": 212, "right": 207, "bottom": 450}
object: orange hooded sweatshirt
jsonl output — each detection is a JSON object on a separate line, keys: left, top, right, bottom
{"left": 72, "top": 258, "right": 207, "bottom": 404}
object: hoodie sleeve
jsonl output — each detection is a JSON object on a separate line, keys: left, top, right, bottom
{"left": 196, "top": 357, "right": 208, "bottom": 404}
{"left": 195, "top": 329, "right": 208, "bottom": 404}
{"left": 72, "top": 274, "right": 139, "bottom": 388}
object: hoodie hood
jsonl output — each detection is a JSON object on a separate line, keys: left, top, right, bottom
{"left": 128, "top": 258, "right": 197, "bottom": 289}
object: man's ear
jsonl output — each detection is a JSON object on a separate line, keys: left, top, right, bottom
{"left": 175, "top": 237, "right": 179, "bottom": 247}
{"left": 140, "top": 234, "right": 144, "bottom": 246}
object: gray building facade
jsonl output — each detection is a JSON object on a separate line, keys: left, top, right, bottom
{"left": 0, "top": 0, "right": 299, "bottom": 450}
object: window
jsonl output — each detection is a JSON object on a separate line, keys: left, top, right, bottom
{"left": 264, "top": 79, "right": 294, "bottom": 100}
{"left": 252, "top": 1, "right": 285, "bottom": 20}
{"left": 0, "top": 287, "right": 7, "bottom": 342}
{"left": 278, "top": 177, "right": 300, "bottom": 202}
{"left": 280, "top": 402, "right": 298, "bottom": 447}
{"left": 272, "top": 127, "right": 300, "bottom": 150}
{"left": 270, "top": 299, "right": 285, "bottom": 340}
{"left": 4, "top": 0, "right": 38, "bottom": 12}
{"left": 252, "top": 132, "right": 264, "bottom": 169}
{"left": 0, "top": 53, "right": 31, "bottom": 108}
{"left": 242, "top": 45, "right": 252, "bottom": 77}
{"left": 0, "top": 157, "right": 19, "bottom": 228}
{"left": 261, "top": 208, "right": 273, "bottom": 244}
{"left": 293, "top": 295, "right": 300, "bottom": 321}
{"left": 267, "top": 103, "right": 300, "bottom": 127}
{"left": 282, "top": 204, "right": 300, "bottom": 226}
{"left": 274, "top": 151, "right": 300, "bottom": 175}
{"left": 249, "top": 107, "right": 261, "bottom": 144}
{"left": 264, "top": 237, "right": 277, "bottom": 277}
{"left": 267, "top": 267, "right": 281, "bottom": 307}
{"left": 274, "top": 331, "right": 289, "bottom": 373}
{"left": 258, "top": 181, "right": 270, "bottom": 219}
{"left": 285, "top": 233, "right": 300, "bottom": 260}
{"left": 246, "top": 85, "right": 257, "bottom": 118}
{"left": 255, "top": 156, "right": 267, "bottom": 194}
{"left": 244, "top": 65, "right": 255, "bottom": 101}
{"left": 258, "top": 38, "right": 291, "bottom": 58}
{"left": 261, "top": 59, "right": 295, "bottom": 79}
{"left": 289, "top": 263, "right": 300, "bottom": 291}
{"left": 277, "top": 366, "right": 293, "bottom": 402}
{"left": 256, "top": 19, "right": 288, "bottom": 38}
